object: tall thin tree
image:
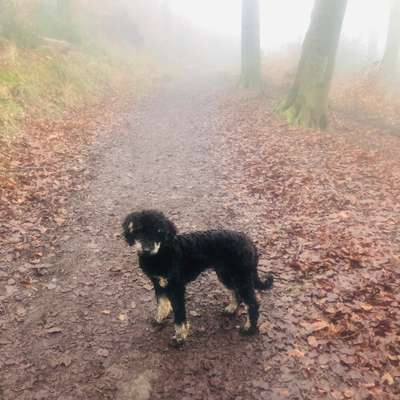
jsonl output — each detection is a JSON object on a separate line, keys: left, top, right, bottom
{"left": 277, "top": 0, "right": 347, "bottom": 129}
{"left": 381, "top": 0, "right": 400, "bottom": 85}
{"left": 57, "top": 0, "right": 73, "bottom": 20}
{"left": 367, "top": 30, "right": 378, "bottom": 63}
{"left": 239, "top": 0, "right": 262, "bottom": 90}
{"left": 162, "top": 0, "right": 171, "bottom": 34}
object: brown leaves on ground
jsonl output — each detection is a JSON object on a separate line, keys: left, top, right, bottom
{"left": 215, "top": 90, "right": 400, "bottom": 399}
{"left": 0, "top": 95, "right": 135, "bottom": 267}
{"left": 1, "top": 77, "right": 399, "bottom": 399}
{"left": 332, "top": 72, "right": 400, "bottom": 126}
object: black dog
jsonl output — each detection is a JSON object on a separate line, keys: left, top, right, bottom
{"left": 122, "top": 210, "right": 273, "bottom": 346}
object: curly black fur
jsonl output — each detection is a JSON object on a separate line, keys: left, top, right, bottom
{"left": 122, "top": 210, "right": 273, "bottom": 346}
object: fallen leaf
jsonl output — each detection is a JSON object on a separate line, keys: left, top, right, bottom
{"left": 16, "top": 305, "right": 26, "bottom": 317}
{"left": 49, "top": 354, "right": 72, "bottom": 368}
{"left": 381, "top": 373, "right": 394, "bottom": 385}
{"left": 252, "top": 379, "right": 269, "bottom": 390}
{"left": 359, "top": 303, "right": 373, "bottom": 311}
{"left": 343, "top": 388, "right": 353, "bottom": 398}
{"left": 288, "top": 348, "right": 305, "bottom": 358}
{"left": 97, "top": 348, "right": 109, "bottom": 357}
{"left": 307, "top": 336, "right": 318, "bottom": 347}
{"left": 118, "top": 313, "right": 127, "bottom": 321}
{"left": 21, "top": 278, "right": 33, "bottom": 289}
{"left": 259, "top": 322, "right": 269, "bottom": 335}
{"left": 277, "top": 388, "right": 290, "bottom": 397}
{"left": 60, "top": 355, "right": 72, "bottom": 367}
{"left": 46, "top": 283, "right": 57, "bottom": 290}
{"left": 189, "top": 310, "right": 200, "bottom": 317}
{"left": 46, "top": 326, "right": 63, "bottom": 334}
{"left": 301, "top": 320, "right": 330, "bottom": 334}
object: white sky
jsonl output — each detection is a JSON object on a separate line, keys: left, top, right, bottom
{"left": 170, "top": 0, "right": 391, "bottom": 54}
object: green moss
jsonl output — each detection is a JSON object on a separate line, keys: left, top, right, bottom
{"left": 0, "top": 70, "right": 19, "bottom": 84}
{"left": 0, "top": 98, "right": 24, "bottom": 137}
{"left": 0, "top": 46, "right": 158, "bottom": 141}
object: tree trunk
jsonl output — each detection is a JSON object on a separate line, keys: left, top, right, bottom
{"left": 57, "top": 0, "right": 73, "bottom": 20}
{"left": 239, "top": 0, "right": 262, "bottom": 90}
{"left": 381, "top": 0, "right": 400, "bottom": 85}
{"left": 367, "top": 30, "right": 378, "bottom": 63}
{"left": 162, "top": 0, "right": 171, "bottom": 34}
{"left": 277, "top": 0, "right": 347, "bottom": 129}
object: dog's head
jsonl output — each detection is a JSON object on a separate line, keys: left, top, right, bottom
{"left": 122, "top": 210, "right": 177, "bottom": 255}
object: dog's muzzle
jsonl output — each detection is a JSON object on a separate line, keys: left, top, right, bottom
{"left": 135, "top": 241, "right": 161, "bottom": 255}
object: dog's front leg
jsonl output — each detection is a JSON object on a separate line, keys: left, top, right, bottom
{"left": 151, "top": 278, "right": 172, "bottom": 324}
{"left": 169, "top": 285, "right": 189, "bottom": 347}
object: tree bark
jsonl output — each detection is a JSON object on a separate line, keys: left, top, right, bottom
{"left": 277, "top": 0, "right": 347, "bottom": 129}
{"left": 381, "top": 0, "right": 400, "bottom": 85}
{"left": 162, "top": 0, "right": 171, "bottom": 34}
{"left": 239, "top": 0, "right": 262, "bottom": 90}
{"left": 367, "top": 30, "right": 378, "bottom": 63}
{"left": 57, "top": 0, "right": 73, "bottom": 21}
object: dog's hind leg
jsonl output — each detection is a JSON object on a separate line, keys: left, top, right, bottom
{"left": 215, "top": 268, "right": 241, "bottom": 315}
{"left": 223, "top": 289, "right": 241, "bottom": 315}
{"left": 237, "top": 284, "right": 259, "bottom": 335}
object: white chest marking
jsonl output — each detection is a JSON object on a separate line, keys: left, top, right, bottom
{"left": 151, "top": 242, "right": 161, "bottom": 255}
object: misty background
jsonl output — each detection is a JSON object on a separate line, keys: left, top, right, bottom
{"left": 1, "top": 0, "right": 399, "bottom": 136}
{"left": 167, "top": 0, "right": 392, "bottom": 75}
{"left": 0, "top": 1, "right": 395, "bottom": 76}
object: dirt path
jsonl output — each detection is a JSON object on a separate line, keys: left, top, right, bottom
{"left": 1, "top": 75, "right": 399, "bottom": 400}
{"left": 1, "top": 75, "right": 274, "bottom": 400}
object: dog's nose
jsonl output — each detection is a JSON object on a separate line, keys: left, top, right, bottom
{"left": 141, "top": 243, "right": 154, "bottom": 252}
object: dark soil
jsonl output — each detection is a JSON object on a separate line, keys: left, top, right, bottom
{"left": 1, "top": 74, "right": 399, "bottom": 400}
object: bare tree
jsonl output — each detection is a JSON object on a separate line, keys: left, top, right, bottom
{"left": 277, "top": 0, "right": 347, "bottom": 129}
{"left": 239, "top": 0, "right": 262, "bottom": 90}
{"left": 367, "top": 30, "right": 379, "bottom": 63}
{"left": 162, "top": 0, "right": 171, "bottom": 34}
{"left": 57, "top": 0, "right": 73, "bottom": 19}
{"left": 381, "top": 0, "right": 400, "bottom": 85}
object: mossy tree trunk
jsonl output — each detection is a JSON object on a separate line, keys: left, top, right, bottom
{"left": 381, "top": 0, "right": 400, "bottom": 86}
{"left": 239, "top": 0, "right": 262, "bottom": 90}
{"left": 277, "top": 0, "right": 347, "bottom": 129}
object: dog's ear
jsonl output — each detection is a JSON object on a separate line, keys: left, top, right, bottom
{"left": 122, "top": 213, "right": 139, "bottom": 245}
{"left": 165, "top": 219, "right": 178, "bottom": 238}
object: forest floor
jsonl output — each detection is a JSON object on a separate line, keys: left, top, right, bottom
{"left": 1, "top": 74, "right": 399, "bottom": 400}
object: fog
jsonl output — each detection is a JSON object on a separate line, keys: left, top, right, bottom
{"left": 2, "top": 1, "right": 400, "bottom": 397}
{"left": 170, "top": 0, "right": 391, "bottom": 56}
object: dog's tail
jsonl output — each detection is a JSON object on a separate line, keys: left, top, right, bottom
{"left": 252, "top": 248, "right": 273, "bottom": 290}
{"left": 254, "top": 271, "right": 274, "bottom": 291}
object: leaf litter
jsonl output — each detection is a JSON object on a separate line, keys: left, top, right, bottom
{"left": 0, "top": 79, "right": 399, "bottom": 400}
{"left": 213, "top": 89, "right": 400, "bottom": 399}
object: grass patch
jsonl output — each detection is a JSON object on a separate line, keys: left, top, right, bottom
{"left": 0, "top": 43, "right": 159, "bottom": 140}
